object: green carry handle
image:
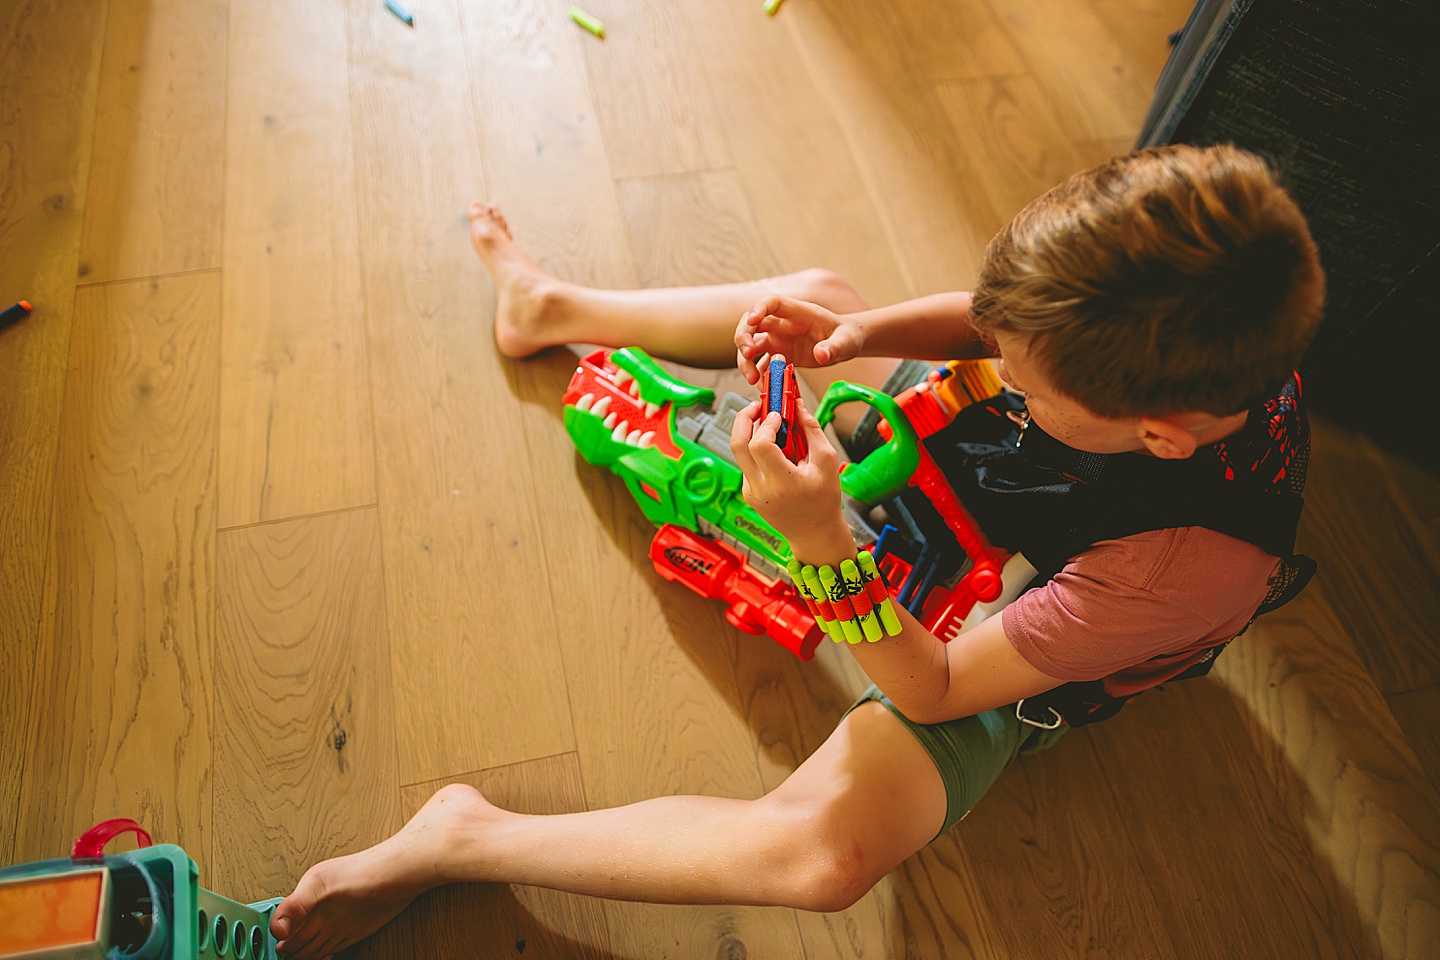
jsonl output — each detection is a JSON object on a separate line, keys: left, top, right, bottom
{"left": 814, "top": 381, "right": 920, "bottom": 504}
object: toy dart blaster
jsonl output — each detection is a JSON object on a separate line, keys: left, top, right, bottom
{"left": 562, "top": 348, "right": 1014, "bottom": 659}
{"left": 0, "top": 819, "right": 281, "bottom": 960}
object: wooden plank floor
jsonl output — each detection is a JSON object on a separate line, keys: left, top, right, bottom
{"left": 4, "top": 0, "right": 1438, "bottom": 956}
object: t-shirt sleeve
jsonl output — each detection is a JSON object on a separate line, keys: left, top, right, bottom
{"left": 1001, "top": 527, "right": 1280, "bottom": 682}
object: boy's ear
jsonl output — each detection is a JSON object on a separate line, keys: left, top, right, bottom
{"left": 1136, "top": 417, "right": 1200, "bottom": 460}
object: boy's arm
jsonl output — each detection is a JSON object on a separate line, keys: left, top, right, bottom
{"left": 736, "top": 292, "right": 988, "bottom": 383}
{"left": 851, "top": 606, "right": 1061, "bottom": 723}
{"left": 849, "top": 292, "right": 990, "bottom": 362}
{"left": 789, "top": 523, "right": 1062, "bottom": 724}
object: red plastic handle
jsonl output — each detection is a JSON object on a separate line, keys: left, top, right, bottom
{"left": 72, "top": 818, "right": 152, "bottom": 859}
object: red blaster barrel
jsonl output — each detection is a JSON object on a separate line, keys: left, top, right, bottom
{"left": 648, "top": 525, "right": 823, "bottom": 660}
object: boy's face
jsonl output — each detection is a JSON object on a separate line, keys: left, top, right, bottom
{"left": 992, "top": 331, "right": 1151, "bottom": 455}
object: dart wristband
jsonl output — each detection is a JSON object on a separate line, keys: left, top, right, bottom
{"left": 787, "top": 551, "right": 902, "bottom": 644}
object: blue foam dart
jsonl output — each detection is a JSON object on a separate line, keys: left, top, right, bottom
{"left": 384, "top": 0, "right": 413, "bottom": 26}
{"left": 768, "top": 357, "right": 788, "bottom": 447}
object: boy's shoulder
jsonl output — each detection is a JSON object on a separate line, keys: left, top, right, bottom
{"left": 1002, "top": 526, "right": 1279, "bottom": 680}
{"left": 1080, "top": 526, "right": 1280, "bottom": 603}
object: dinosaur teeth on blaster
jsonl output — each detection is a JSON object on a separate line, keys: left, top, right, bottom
{"left": 612, "top": 420, "right": 630, "bottom": 442}
{"left": 628, "top": 379, "right": 642, "bottom": 397}
{"left": 626, "top": 429, "right": 642, "bottom": 446}
{"left": 613, "top": 368, "right": 633, "bottom": 387}
{"left": 645, "top": 402, "right": 660, "bottom": 418}
{"left": 591, "top": 396, "right": 611, "bottom": 418}
{"left": 638, "top": 431, "right": 654, "bottom": 449}
{"left": 576, "top": 393, "right": 595, "bottom": 412}
{"left": 603, "top": 412, "right": 618, "bottom": 430}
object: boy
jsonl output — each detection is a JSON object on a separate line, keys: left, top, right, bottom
{"left": 268, "top": 144, "right": 1324, "bottom": 959}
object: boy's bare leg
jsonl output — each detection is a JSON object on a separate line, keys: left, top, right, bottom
{"left": 470, "top": 202, "right": 899, "bottom": 436}
{"left": 269, "top": 701, "right": 947, "bottom": 959}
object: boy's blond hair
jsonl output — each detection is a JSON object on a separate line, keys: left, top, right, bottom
{"left": 971, "top": 144, "right": 1325, "bottom": 418}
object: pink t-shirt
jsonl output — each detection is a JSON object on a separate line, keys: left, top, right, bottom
{"left": 1002, "top": 526, "right": 1280, "bottom": 697}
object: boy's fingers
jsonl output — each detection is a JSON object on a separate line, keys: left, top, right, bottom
{"left": 795, "top": 396, "right": 839, "bottom": 468}
{"left": 815, "top": 326, "right": 859, "bottom": 366}
{"left": 736, "top": 348, "right": 758, "bottom": 383}
{"left": 737, "top": 349, "right": 760, "bottom": 382}
{"left": 750, "top": 408, "right": 782, "bottom": 446}
{"left": 729, "top": 401, "right": 762, "bottom": 473}
{"left": 748, "top": 411, "right": 793, "bottom": 475}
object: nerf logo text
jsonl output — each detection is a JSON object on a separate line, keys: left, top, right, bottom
{"left": 663, "top": 547, "right": 715, "bottom": 576}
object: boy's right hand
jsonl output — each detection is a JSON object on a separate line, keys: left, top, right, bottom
{"left": 735, "top": 295, "right": 864, "bottom": 384}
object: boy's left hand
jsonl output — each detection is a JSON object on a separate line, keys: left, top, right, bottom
{"left": 730, "top": 392, "right": 854, "bottom": 562}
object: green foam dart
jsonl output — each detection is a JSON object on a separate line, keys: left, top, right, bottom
{"left": 858, "top": 550, "right": 903, "bottom": 636}
{"left": 569, "top": 5, "right": 605, "bottom": 38}
{"left": 820, "top": 565, "right": 863, "bottom": 644}
{"left": 841, "top": 558, "right": 883, "bottom": 642}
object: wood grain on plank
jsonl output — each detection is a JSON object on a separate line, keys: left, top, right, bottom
{"left": 618, "top": 171, "right": 776, "bottom": 289}
{"left": 0, "top": 0, "right": 107, "bottom": 863}
{"left": 1300, "top": 418, "right": 1440, "bottom": 694}
{"left": 982, "top": 0, "right": 1161, "bottom": 143}
{"left": 785, "top": 0, "right": 999, "bottom": 296}
{"left": 459, "top": 0, "right": 635, "bottom": 291}
{"left": 345, "top": 0, "right": 575, "bottom": 783}
{"left": 212, "top": 507, "right": 401, "bottom": 905}
{"left": 17, "top": 273, "right": 220, "bottom": 870}
{"left": 78, "top": 0, "right": 227, "bottom": 284}
{"left": 883, "top": 845, "right": 1006, "bottom": 960}
{"left": 1092, "top": 0, "right": 1191, "bottom": 95}
{"left": 398, "top": 756, "right": 611, "bottom": 958}
{"left": 1389, "top": 685, "right": 1440, "bottom": 802}
{"left": 1092, "top": 680, "right": 1367, "bottom": 958}
{"left": 954, "top": 726, "right": 1179, "bottom": 958}
{"left": 683, "top": 0, "right": 911, "bottom": 309}
{"left": 1216, "top": 589, "right": 1440, "bottom": 959}
{"left": 889, "top": 0, "right": 1027, "bottom": 82}
{"left": 570, "top": 0, "right": 731, "bottom": 180}
{"left": 934, "top": 75, "right": 1091, "bottom": 228}
{"left": 219, "top": 0, "right": 374, "bottom": 527}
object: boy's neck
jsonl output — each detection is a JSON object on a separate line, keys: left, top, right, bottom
{"left": 1191, "top": 409, "right": 1251, "bottom": 447}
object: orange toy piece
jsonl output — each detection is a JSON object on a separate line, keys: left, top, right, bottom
{"left": 0, "top": 869, "right": 109, "bottom": 959}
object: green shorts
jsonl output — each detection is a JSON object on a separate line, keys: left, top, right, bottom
{"left": 845, "top": 685, "right": 1067, "bottom": 837}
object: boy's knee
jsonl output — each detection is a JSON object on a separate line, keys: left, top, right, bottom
{"left": 789, "top": 268, "right": 867, "bottom": 314}
{"left": 766, "top": 802, "right": 884, "bottom": 912}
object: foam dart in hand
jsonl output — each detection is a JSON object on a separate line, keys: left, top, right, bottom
{"left": 841, "top": 558, "right": 883, "bottom": 642}
{"left": 819, "top": 565, "right": 863, "bottom": 644}
{"left": 858, "top": 550, "right": 903, "bottom": 635}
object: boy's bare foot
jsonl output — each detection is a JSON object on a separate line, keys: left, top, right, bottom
{"left": 468, "top": 201, "right": 567, "bottom": 358}
{"left": 269, "top": 783, "right": 498, "bottom": 960}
